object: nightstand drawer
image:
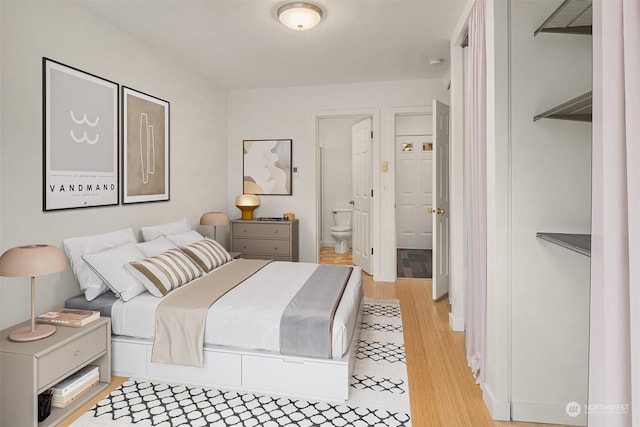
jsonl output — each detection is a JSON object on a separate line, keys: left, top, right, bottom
{"left": 38, "top": 324, "right": 107, "bottom": 389}
{"left": 233, "top": 239, "right": 290, "bottom": 256}
{"left": 232, "top": 222, "right": 290, "bottom": 239}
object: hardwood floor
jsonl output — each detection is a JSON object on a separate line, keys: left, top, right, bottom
{"left": 59, "top": 250, "right": 569, "bottom": 426}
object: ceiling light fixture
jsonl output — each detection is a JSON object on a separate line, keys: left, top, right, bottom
{"left": 277, "top": 2, "right": 323, "bottom": 31}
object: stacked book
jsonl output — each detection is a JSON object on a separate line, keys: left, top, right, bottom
{"left": 51, "top": 365, "right": 99, "bottom": 408}
{"left": 37, "top": 308, "right": 99, "bottom": 327}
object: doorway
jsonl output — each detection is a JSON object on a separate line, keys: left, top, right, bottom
{"left": 317, "top": 113, "right": 373, "bottom": 274}
{"left": 393, "top": 109, "right": 433, "bottom": 279}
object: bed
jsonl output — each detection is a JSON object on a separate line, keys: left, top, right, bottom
{"left": 66, "top": 258, "right": 364, "bottom": 402}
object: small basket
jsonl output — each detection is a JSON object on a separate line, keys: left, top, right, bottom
{"left": 38, "top": 389, "right": 53, "bottom": 422}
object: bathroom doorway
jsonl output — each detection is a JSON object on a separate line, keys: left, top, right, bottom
{"left": 316, "top": 112, "right": 374, "bottom": 274}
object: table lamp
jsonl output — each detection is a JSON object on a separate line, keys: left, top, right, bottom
{"left": 0, "top": 244, "right": 67, "bottom": 341}
{"left": 200, "top": 212, "right": 230, "bottom": 240}
{"left": 235, "top": 194, "right": 260, "bottom": 220}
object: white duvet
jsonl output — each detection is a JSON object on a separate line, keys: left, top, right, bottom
{"left": 111, "top": 261, "right": 362, "bottom": 359}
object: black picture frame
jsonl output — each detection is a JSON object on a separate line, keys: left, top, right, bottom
{"left": 122, "top": 86, "right": 170, "bottom": 204}
{"left": 42, "top": 58, "right": 119, "bottom": 211}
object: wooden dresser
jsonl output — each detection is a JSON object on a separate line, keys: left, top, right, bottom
{"left": 231, "top": 219, "right": 299, "bottom": 262}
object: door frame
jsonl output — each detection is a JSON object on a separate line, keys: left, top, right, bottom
{"left": 391, "top": 106, "right": 432, "bottom": 281}
{"left": 312, "top": 108, "right": 381, "bottom": 278}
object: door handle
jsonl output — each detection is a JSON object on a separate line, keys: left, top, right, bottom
{"left": 349, "top": 200, "right": 355, "bottom": 205}
{"left": 437, "top": 208, "right": 446, "bottom": 215}
{"left": 428, "top": 208, "right": 435, "bottom": 214}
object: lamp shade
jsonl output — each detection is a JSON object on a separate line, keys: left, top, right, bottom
{"left": 0, "top": 244, "right": 67, "bottom": 277}
{"left": 235, "top": 194, "right": 260, "bottom": 220}
{"left": 277, "top": 2, "right": 323, "bottom": 31}
{"left": 0, "top": 244, "right": 67, "bottom": 342}
{"left": 200, "top": 212, "right": 230, "bottom": 227}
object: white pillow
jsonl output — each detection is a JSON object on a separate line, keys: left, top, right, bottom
{"left": 180, "top": 238, "right": 232, "bottom": 273}
{"left": 137, "top": 236, "right": 177, "bottom": 257}
{"left": 166, "top": 230, "right": 204, "bottom": 246}
{"left": 62, "top": 228, "right": 137, "bottom": 301}
{"left": 82, "top": 241, "right": 147, "bottom": 302}
{"left": 125, "top": 249, "right": 202, "bottom": 297}
{"left": 140, "top": 218, "right": 191, "bottom": 242}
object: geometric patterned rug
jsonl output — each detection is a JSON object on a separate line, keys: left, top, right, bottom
{"left": 72, "top": 299, "right": 411, "bottom": 426}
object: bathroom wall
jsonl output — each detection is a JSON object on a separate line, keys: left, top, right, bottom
{"left": 319, "top": 116, "right": 368, "bottom": 247}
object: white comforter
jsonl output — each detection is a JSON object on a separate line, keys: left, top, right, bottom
{"left": 111, "top": 261, "right": 362, "bottom": 358}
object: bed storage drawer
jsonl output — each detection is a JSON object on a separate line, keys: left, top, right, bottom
{"left": 148, "top": 349, "right": 241, "bottom": 388}
{"left": 242, "top": 354, "right": 349, "bottom": 401}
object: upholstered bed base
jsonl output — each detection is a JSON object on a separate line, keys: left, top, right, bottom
{"left": 110, "top": 298, "right": 363, "bottom": 402}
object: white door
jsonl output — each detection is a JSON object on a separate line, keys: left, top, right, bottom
{"left": 432, "top": 100, "right": 450, "bottom": 300}
{"left": 352, "top": 118, "right": 372, "bottom": 274}
{"left": 396, "top": 133, "right": 433, "bottom": 249}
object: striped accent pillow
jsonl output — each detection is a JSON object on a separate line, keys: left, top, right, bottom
{"left": 125, "top": 248, "right": 202, "bottom": 297}
{"left": 180, "top": 238, "right": 232, "bottom": 273}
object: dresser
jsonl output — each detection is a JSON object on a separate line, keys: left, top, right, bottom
{"left": 0, "top": 317, "right": 111, "bottom": 427}
{"left": 231, "top": 219, "right": 299, "bottom": 262}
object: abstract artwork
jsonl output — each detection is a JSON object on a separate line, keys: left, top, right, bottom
{"left": 122, "top": 87, "right": 170, "bottom": 204}
{"left": 43, "top": 58, "right": 119, "bottom": 211}
{"left": 243, "top": 139, "right": 292, "bottom": 195}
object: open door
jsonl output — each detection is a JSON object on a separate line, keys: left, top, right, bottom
{"left": 352, "top": 118, "right": 373, "bottom": 274}
{"left": 432, "top": 100, "right": 450, "bottom": 300}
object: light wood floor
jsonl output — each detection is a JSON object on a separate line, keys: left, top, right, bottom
{"left": 60, "top": 251, "right": 569, "bottom": 427}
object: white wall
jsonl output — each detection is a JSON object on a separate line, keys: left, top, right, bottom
{"left": 0, "top": 1, "right": 228, "bottom": 330}
{"left": 228, "top": 79, "right": 448, "bottom": 280}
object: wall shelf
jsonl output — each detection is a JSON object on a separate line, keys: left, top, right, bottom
{"left": 536, "top": 232, "right": 591, "bottom": 257}
{"left": 534, "top": 0, "right": 592, "bottom": 36}
{"left": 533, "top": 91, "right": 592, "bottom": 122}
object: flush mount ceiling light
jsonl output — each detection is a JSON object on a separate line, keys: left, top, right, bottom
{"left": 277, "top": 2, "right": 323, "bottom": 31}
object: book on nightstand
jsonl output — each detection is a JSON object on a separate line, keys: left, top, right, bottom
{"left": 51, "top": 365, "right": 100, "bottom": 408}
{"left": 36, "top": 308, "right": 100, "bottom": 327}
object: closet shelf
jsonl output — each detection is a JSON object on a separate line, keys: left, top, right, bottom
{"left": 536, "top": 232, "right": 591, "bottom": 257}
{"left": 534, "top": 91, "right": 592, "bottom": 122}
{"left": 534, "top": 0, "right": 592, "bottom": 36}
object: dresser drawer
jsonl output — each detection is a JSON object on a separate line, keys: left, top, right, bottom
{"left": 233, "top": 238, "right": 290, "bottom": 256}
{"left": 232, "top": 222, "right": 290, "bottom": 239}
{"left": 38, "top": 324, "right": 107, "bottom": 389}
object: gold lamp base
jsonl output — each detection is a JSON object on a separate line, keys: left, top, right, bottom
{"left": 238, "top": 206, "right": 257, "bottom": 220}
{"left": 9, "top": 323, "right": 56, "bottom": 342}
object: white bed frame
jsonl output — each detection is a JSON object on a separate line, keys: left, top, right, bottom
{"left": 111, "top": 299, "right": 363, "bottom": 402}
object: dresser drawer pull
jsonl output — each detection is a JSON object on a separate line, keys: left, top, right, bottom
{"left": 273, "top": 230, "right": 279, "bottom": 234}
{"left": 74, "top": 350, "right": 81, "bottom": 357}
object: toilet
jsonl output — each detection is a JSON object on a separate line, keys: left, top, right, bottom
{"left": 331, "top": 207, "right": 353, "bottom": 254}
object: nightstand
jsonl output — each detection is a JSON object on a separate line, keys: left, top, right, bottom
{"left": 0, "top": 317, "right": 111, "bottom": 427}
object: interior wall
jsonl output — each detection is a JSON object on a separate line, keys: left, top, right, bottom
{"left": 227, "top": 79, "right": 448, "bottom": 279}
{"left": 0, "top": 1, "right": 228, "bottom": 330}
{"left": 318, "top": 116, "right": 365, "bottom": 247}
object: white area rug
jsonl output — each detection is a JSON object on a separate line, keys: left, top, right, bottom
{"left": 72, "top": 299, "right": 410, "bottom": 426}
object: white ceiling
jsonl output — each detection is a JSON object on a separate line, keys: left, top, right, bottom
{"left": 78, "top": 0, "right": 467, "bottom": 89}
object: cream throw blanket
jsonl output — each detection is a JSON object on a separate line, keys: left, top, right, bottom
{"left": 151, "top": 258, "right": 271, "bottom": 367}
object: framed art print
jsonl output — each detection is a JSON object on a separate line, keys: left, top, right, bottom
{"left": 122, "top": 86, "right": 170, "bottom": 204}
{"left": 43, "top": 58, "right": 119, "bottom": 211}
{"left": 243, "top": 139, "right": 292, "bottom": 195}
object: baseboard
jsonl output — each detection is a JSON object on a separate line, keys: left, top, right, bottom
{"left": 448, "top": 312, "right": 465, "bottom": 331}
{"left": 511, "top": 401, "right": 586, "bottom": 426}
{"left": 481, "top": 383, "right": 511, "bottom": 421}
